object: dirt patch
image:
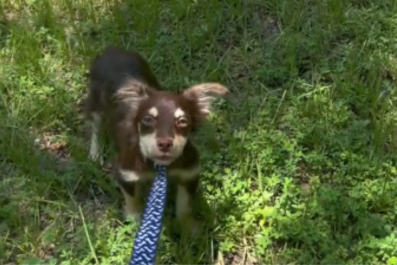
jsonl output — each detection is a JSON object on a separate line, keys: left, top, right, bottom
{"left": 216, "top": 247, "right": 259, "bottom": 265}
{"left": 261, "top": 15, "right": 280, "bottom": 40}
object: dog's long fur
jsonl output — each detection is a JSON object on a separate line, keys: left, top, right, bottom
{"left": 84, "top": 46, "right": 229, "bottom": 232}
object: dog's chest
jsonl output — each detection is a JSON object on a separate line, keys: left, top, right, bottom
{"left": 118, "top": 164, "right": 201, "bottom": 183}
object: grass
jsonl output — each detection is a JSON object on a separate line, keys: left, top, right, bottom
{"left": 2, "top": 0, "right": 397, "bottom": 264}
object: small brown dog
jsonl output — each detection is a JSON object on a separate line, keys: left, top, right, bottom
{"left": 84, "top": 46, "right": 229, "bottom": 232}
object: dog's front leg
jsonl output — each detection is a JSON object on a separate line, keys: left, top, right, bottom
{"left": 88, "top": 112, "right": 103, "bottom": 164}
{"left": 118, "top": 169, "right": 144, "bottom": 222}
{"left": 176, "top": 177, "right": 200, "bottom": 234}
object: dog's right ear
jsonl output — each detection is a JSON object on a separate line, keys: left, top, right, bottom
{"left": 182, "top": 82, "right": 229, "bottom": 121}
{"left": 113, "top": 79, "right": 153, "bottom": 111}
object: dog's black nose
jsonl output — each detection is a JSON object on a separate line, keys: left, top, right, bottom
{"left": 157, "top": 138, "right": 173, "bottom": 152}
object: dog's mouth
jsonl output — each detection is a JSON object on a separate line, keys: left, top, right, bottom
{"left": 152, "top": 154, "right": 175, "bottom": 165}
{"left": 154, "top": 154, "right": 172, "bottom": 160}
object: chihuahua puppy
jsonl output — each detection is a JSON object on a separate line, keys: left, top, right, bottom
{"left": 84, "top": 46, "right": 229, "bottom": 232}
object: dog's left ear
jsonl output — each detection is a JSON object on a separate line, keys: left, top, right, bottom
{"left": 182, "top": 83, "right": 229, "bottom": 121}
{"left": 113, "top": 79, "right": 153, "bottom": 112}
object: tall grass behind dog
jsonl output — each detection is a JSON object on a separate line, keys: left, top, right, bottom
{"left": 84, "top": 46, "right": 229, "bottom": 233}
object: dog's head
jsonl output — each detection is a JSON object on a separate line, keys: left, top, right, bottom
{"left": 121, "top": 81, "right": 229, "bottom": 165}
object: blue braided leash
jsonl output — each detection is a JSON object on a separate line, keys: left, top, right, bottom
{"left": 129, "top": 164, "right": 168, "bottom": 265}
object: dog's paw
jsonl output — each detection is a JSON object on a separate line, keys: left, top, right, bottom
{"left": 88, "top": 153, "right": 104, "bottom": 165}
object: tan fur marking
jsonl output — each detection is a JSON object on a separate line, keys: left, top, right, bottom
{"left": 148, "top": 107, "right": 158, "bottom": 117}
{"left": 139, "top": 131, "right": 158, "bottom": 159}
{"left": 174, "top": 108, "right": 185, "bottom": 118}
{"left": 171, "top": 134, "right": 188, "bottom": 160}
{"left": 119, "top": 169, "right": 141, "bottom": 182}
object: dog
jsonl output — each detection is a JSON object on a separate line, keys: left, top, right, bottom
{"left": 83, "top": 46, "right": 229, "bottom": 232}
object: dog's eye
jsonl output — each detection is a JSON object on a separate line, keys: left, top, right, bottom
{"left": 176, "top": 117, "right": 189, "bottom": 127}
{"left": 142, "top": 115, "right": 155, "bottom": 126}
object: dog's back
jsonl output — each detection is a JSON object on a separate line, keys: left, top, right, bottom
{"left": 85, "top": 46, "right": 160, "bottom": 115}
{"left": 89, "top": 46, "right": 160, "bottom": 91}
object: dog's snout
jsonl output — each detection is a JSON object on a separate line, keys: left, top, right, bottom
{"left": 157, "top": 138, "right": 173, "bottom": 152}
